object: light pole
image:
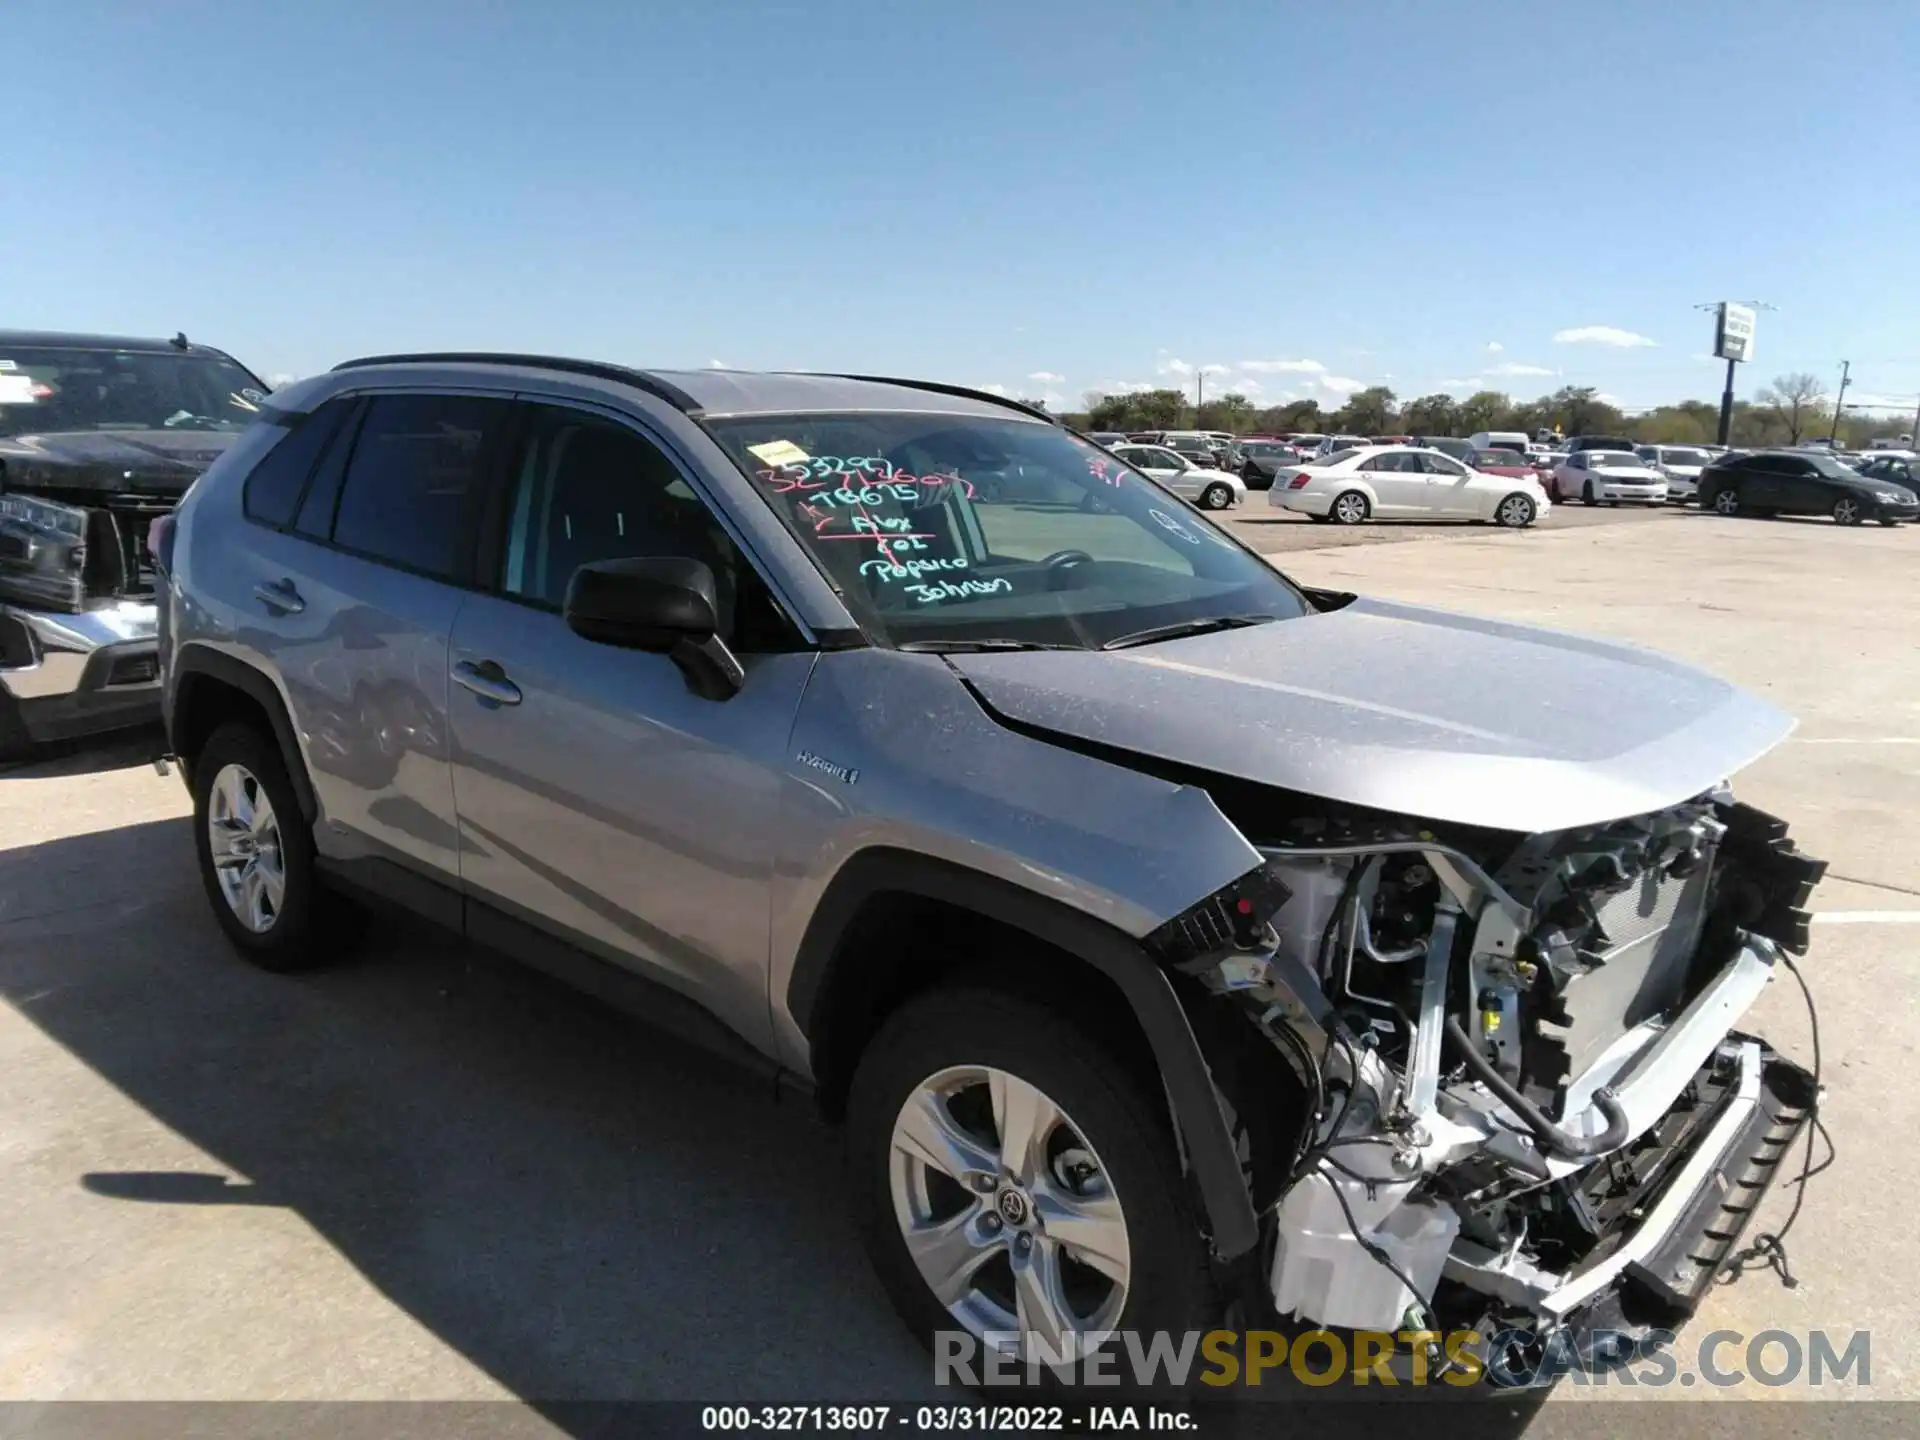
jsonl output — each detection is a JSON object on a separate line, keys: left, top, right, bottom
{"left": 1829, "top": 360, "right": 1850, "bottom": 445}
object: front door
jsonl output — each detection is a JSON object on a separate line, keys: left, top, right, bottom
{"left": 1357, "top": 452, "right": 1425, "bottom": 513}
{"left": 445, "top": 400, "right": 816, "bottom": 1052}
{"left": 1416, "top": 451, "right": 1480, "bottom": 516}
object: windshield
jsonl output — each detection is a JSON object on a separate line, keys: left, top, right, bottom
{"left": 1592, "top": 452, "right": 1645, "bottom": 469}
{"left": 1473, "top": 450, "right": 1525, "bottom": 467}
{"left": 707, "top": 413, "right": 1309, "bottom": 648}
{"left": 1806, "top": 454, "right": 1867, "bottom": 481}
{"left": 1658, "top": 448, "right": 1710, "bottom": 466}
{"left": 0, "top": 346, "right": 267, "bottom": 438}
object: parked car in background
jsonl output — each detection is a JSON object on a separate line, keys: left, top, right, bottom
{"left": 1286, "top": 433, "right": 1327, "bottom": 456}
{"left": 1471, "top": 448, "right": 1541, "bottom": 483}
{"left": 0, "top": 328, "right": 270, "bottom": 758}
{"left": 1854, "top": 454, "right": 1919, "bottom": 498}
{"left": 1867, "top": 436, "right": 1914, "bottom": 450}
{"left": 1109, "top": 442, "right": 1246, "bottom": 509}
{"left": 1311, "top": 434, "right": 1372, "bottom": 460}
{"left": 1272, "top": 444, "right": 1547, "bottom": 527}
{"left": 1634, "top": 444, "right": 1713, "bottom": 504}
{"left": 1700, "top": 450, "right": 1919, "bottom": 526}
{"left": 1157, "top": 431, "right": 1225, "bottom": 468}
{"left": 1372, "top": 435, "right": 1412, "bottom": 446}
{"left": 1467, "top": 430, "right": 1531, "bottom": 456}
{"left": 1235, "top": 439, "right": 1298, "bottom": 489}
{"left": 1550, "top": 451, "right": 1668, "bottom": 506}
{"left": 1566, "top": 434, "right": 1641, "bottom": 456}
{"left": 1411, "top": 435, "right": 1478, "bottom": 464}
{"left": 1084, "top": 430, "right": 1130, "bottom": 447}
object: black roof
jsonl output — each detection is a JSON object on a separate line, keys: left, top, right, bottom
{"left": 0, "top": 329, "right": 235, "bottom": 358}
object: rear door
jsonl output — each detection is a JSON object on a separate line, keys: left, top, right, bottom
{"left": 231, "top": 390, "right": 517, "bottom": 898}
{"left": 444, "top": 398, "right": 817, "bottom": 1053}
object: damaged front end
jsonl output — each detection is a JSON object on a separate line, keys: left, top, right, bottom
{"left": 1152, "top": 792, "right": 1825, "bottom": 1356}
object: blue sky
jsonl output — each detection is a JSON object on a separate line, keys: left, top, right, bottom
{"left": 5, "top": 0, "right": 1917, "bottom": 416}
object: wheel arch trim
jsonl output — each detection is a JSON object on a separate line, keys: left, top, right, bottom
{"left": 787, "top": 846, "right": 1261, "bottom": 1261}
{"left": 169, "top": 644, "right": 317, "bottom": 824}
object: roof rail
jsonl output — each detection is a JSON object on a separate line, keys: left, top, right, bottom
{"left": 329, "top": 352, "right": 703, "bottom": 413}
{"left": 816, "top": 374, "right": 1060, "bottom": 425}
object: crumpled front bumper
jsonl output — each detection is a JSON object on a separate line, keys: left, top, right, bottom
{"left": 1445, "top": 1035, "right": 1813, "bottom": 1330}
{"left": 0, "top": 601, "right": 162, "bottom": 742}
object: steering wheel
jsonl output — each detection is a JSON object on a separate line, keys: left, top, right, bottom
{"left": 1039, "top": 549, "right": 1095, "bottom": 589}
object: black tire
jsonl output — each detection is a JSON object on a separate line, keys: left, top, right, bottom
{"left": 1329, "top": 490, "right": 1370, "bottom": 525}
{"left": 1581, "top": 481, "right": 1596, "bottom": 507}
{"left": 1711, "top": 486, "right": 1741, "bottom": 517}
{"left": 1831, "top": 497, "right": 1863, "bottom": 526}
{"left": 1200, "top": 482, "right": 1234, "bottom": 511}
{"left": 190, "top": 721, "right": 333, "bottom": 972}
{"left": 0, "top": 693, "right": 33, "bottom": 766}
{"left": 846, "top": 987, "right": 1218, "bottom": 1380}
{"left": 1306, "top": 513, "right": 1332, "bottom": 524}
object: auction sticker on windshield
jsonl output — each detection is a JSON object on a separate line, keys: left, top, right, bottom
{"left": 748, "top": 439, "right": 811, "bottom": 467}
{"left": 0, "top": 375, "right": 37, "bottom": 405}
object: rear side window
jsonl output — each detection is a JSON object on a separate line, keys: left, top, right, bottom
{"left": 329, "top": 394, "right": 516, "bottom": 582}
{"left": 242, "top": 402, "right": 350, "bottom": 528}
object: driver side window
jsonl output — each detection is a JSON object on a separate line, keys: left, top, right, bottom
{"left": 1420, "top": 453, "right": 1469, "bottom": 477}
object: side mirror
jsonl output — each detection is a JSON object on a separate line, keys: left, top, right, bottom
{"left": 563, "top": 557, "right": 745, "bottom": 700}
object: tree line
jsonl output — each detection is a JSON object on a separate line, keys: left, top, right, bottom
{"left": 1043, "top": 374, "right": 1912, "bottom": 450}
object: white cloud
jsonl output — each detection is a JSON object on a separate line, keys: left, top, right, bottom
{"left": 1319, "top": 375, "right": 1364, "bottom": 395}
{"left": 1596, "top": 392, "right": 1624, "bottom": 406}
{"left": 1234, "top": 379, "right": 1264, "bottom": 396}
{"left": 1092, "top": 378, "right": 1158, "bottom": 395}
{"left": 1553, "top": 326, "right": 1658, "bottom": 348}
{"left": 706, "top": 358, "right": 729, "bottom": 369}
{"left": 1027, "top": 370, "right": 1065, "bottom": 383}
{"left": 979, "top": 382, "right": 1009, "bottom": 396}
{"left": 1199, "top": 363, "right": 1230, "bottom": 377}
{"left": 1486, "top": 362, "right": 1555, "bottom": 377}
{"left": 1438, "top": 378, "right": 1479, "bottom": 389}
{"left": 1159, "top": 357, "right": 1194, "bottom": 377}
{"left": 1486, "top": 342, "right": 1504, "bottom": 353}
{"left": 1239, "top": 358, "right": 1327, "bottom": 375}
{"left": 265, "top": 372, "right": 298, "bottom": 389}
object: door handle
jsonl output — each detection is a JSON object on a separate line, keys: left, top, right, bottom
{"left": 252, "top": 579, "right": 305, "bottom": 615}
{"left": 453, "top": 659, "right": 522, "bottom": 707}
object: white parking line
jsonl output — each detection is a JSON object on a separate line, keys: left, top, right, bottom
{"left": 1790, "top": 737, "right": 1920, "bottom": 745}
{"left": 1812, "top": 911, "right": 1920, "bottom": 924}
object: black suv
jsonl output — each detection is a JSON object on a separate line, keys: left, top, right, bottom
{"left": 0, "top": 330, "right": 270, "bottom": 757}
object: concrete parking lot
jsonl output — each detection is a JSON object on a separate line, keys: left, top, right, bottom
{"left": 1, "top": 507, "right": 1914, "bottom": 1426}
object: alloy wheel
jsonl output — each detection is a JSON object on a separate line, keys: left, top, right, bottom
{"left": 1714, "top": 488, "right": 1741, "bottom": 516}
{"left": 1202, "top": 483, "right": 1233, "bottom": 510}
{"left": 1332, "top": 492, "right": 1368, "bottom": 525}
{"left": 206, "top": 763, "right": 286, "bottom": 933}
{"left": 1497, "top": 495, "right": 1535, "bottom": 528}
{"left": 1832, "top": 497, "right": 1861, "bottom": 525}
{"left": 889, "top": 1065, "right": 1131, "bottom": 1356}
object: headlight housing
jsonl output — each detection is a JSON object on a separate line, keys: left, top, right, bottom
{"left": 0, "top": 491, "right": 91, "bottom": 611}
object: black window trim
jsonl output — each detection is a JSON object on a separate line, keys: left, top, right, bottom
{"left": 241, "top": 398, "right": 355, "bottom": 531}
{"left": 245, "top": 387, "right": 522, "bottom": 593}
{"left": 474, "top": 392, "right": 821, "bottom": 651}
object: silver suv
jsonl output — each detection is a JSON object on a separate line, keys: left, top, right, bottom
{"left": 156, "top": 354, "right": 1823, "bottom": 1376}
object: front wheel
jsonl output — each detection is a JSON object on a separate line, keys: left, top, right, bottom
{"left": 1329, "top": 490, "right": 1370, "bottom": 525}
{"left": 847, "top": 988, "right": 1217, "bottom": 1372}
{"left": 1200, "top": 482, "right": 1234, "bottom": 511}
{"left": 1712, "top": 486, "right": 1742, "bottom": 517}
{"left": 1832, "top": 496, "right": 1863, "bottom": 526}
{"left": 1495, "top": 493, "right": 1537, "bottom": 528}
{"left": 1581, "top": 481, "right": 1596, "bottom": 507}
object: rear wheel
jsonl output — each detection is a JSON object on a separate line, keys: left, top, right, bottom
{"left": 1832, "top": 496, "right": 1863, "bottom": 526}
{"left": 847, "top": 988, "right": 1217, "bottom": 1372}
{"left": 1495, "top": 493, "right": 1536, "bottom": 528}
{"left": 1330, "top": 490, "right": 1370, "bottom": 525}
{"left": 191, "top": 722, "right": 333, "bottom": 971}
{"left": 1200, "top": 482, "right": 1234, "bottom": 511}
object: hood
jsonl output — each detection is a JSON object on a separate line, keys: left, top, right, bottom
{"left": 949, "top": 597, "right": 1793, "bottom": 834}
{"left": 1589, "top": 464, "right": 1663, "bottom": 481}
{"left": 0, "top": 428, "right": 239, "bottom": 494}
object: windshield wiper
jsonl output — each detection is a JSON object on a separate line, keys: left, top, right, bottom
{"left": 1100, "top": 614, "right": 1277, "bottom": 651}
{"left": 895, "top": 638, "right": 1086, "bottom": 654}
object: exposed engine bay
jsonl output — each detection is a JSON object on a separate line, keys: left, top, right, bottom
{"left": 1153, "top": 789, "right": 1825, "bottom": 1351}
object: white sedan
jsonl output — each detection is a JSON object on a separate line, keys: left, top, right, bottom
{"left": 1267, "top": 444, "right": 1549, "bottom": 527}
{"left": 1549, "top": 451, "right": 1669, "bottom": 506}
{"left": 1109, "top": 444, "right": 1246, "bottom": 510}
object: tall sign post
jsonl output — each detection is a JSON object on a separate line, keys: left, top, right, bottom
{"left": 1713, "top": 302, "right": 1757, "bottom": 446}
